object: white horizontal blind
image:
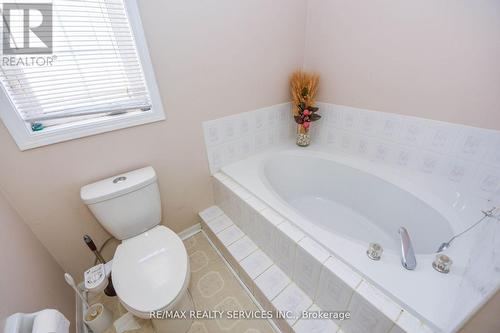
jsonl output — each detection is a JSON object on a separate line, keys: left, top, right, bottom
{"left": 0, "top": 0, "right": 152, "bottom": 125}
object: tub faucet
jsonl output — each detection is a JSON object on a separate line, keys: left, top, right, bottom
{"left": 398, "top": 227, "right": 417, "bottom": 270}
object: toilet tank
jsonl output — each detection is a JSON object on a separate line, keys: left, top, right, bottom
{"left": 81, "top": 167, "right": 162, "bottom": 240}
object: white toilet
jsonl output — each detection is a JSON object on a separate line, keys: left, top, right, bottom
{"left": 81, "top": 167, "right": 193, "bottom": 333}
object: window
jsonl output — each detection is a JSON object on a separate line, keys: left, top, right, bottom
{"left": 0, "top": 0, "right": 164, "bottom": 150}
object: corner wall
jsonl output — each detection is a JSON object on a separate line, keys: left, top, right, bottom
{"left": 0, "top": 190, "right": 75, "bottom": 329}
{"left": 304, "top": 0, "right": 500, "bottom": 130}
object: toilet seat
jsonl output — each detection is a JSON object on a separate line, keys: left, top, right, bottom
{"left": 112, "top": 225, "right": 189, "bottom": 318}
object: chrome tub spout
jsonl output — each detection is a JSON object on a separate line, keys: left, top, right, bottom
{"left": 399, "top": 227, "right": 417, "bottom": 270}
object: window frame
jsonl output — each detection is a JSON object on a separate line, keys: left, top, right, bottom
{"left": 0, "top": 0, "right": 165, "bottom": 150}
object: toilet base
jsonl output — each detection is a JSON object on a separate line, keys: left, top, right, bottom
{"left": 152, "top": 289, "right": 194, "bottom": 333}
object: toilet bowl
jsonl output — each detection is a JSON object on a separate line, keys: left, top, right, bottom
{"left": 81, "top": 167, "right": 193, "bottom": 333}
{"left": 112, "top": 226, "right": 191, "bottom": 318}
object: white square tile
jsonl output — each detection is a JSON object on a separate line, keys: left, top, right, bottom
{"left": 278, "top": 124, "right": 293, "bottom": 143}
{"left": 237, "top": 113, "right": 252, "bottom": 136}
{"left": 418, "top": 151, "right": 442, "bottom": 175}
{"left": 254, "top": 265, "right": 291, "bottom": 301}
{"left": 343, "top": 281, "right": 402, "bottom": 333}
{"left": 203, "top": 120, "right": 223, "bottom": 146}
{"left": 206, "top": 145, "right": 225, "bottom": 173}
{"left": 213, "top": 172, "right": 229, "bottom": 182}
{"left": 358, "top": 109, "right": 378, "bottom": 137}
{"left": 453, "top": 128, "right": 490, "bottom": 161}
{"left": 227, "top": 236, "right": 258, "bottom": 262}
{"left": 224, "top": 141, "right": 239, "bottom": 164}
{"left": 237, "top": 135, "right": 254, "bottom": 158}
{"left": 389, "top": 311, "right": 432, "bottom": 333}
{"left": 254, "top": 129, "right": 268, "bottom": 151}
{"left": 220, "top": 177, "right": 239, "bottom": 190}
{"left": 202, "top": 222, "right": 223, "bottom": 253}
{"left": 221, "top": 117, "right": 238, "bottom": 142}
{"left": 399, "top": 118, "right": 428, "bottom": 147}
{"left": 392, "top": 146, "right": 417, "bottom": 168}
{"left": 216, "top": 224, "right": 244, "bottom": 246}
{"left": 272, "top": 283, "right": 313, "bottom": 326}
{"left": 423, "top": 123, "right": 458, "bottom": 154}
{"left": 251, "top": 210, "right": 283, "bottom": 256}
{"left": 340, "top": 106, "right": 360, "bottom": 132}
{"left": 254, "top": 215, "right": 280, "bottom": 259}
{"left": 376, "top": 113, "right": 402, "bottom": 142}
{"left": 198, "top": 206, "right": 224, "bottom": 222}
{"left": 294, "top": 238, "right": 330, "bottom": 300}
{"left": 266, "top": 128, "right": 278, "bottom": 146}
{"left": 206, "top": 215, "right": 233, "bottom": 234}
{"left": 225, "top": 194, "right": 244, "bottom": 225}
{"left": 326, "top": 104, "right": 343, "bottom": 128}
{"left": 486, "top": 133, "right": 500, "bottom": 167}
{"left": 273, "top": 222, "right": 305, "bottom": 276}
{"left": 316, "top": 257, "right": 362, "bottom": 312}
{"left": 370, "top": 142, "right": 395, "bottom": 164}
{"left": 278, "top": 103, "right": 292, "bottom": 120}
{"left": 278, "top": 222, "right": 305, "bottom": 242}
{"left": 440, "top": 158, "right": 477, "bottom": 184}
{"left": 232, "top": 186, "right": 252, "bottom": 200}
{"left": 475, "top": 166, "right": 500, "bottom": 197}
{"left": 240, "top": 250, "right": 273, "bottom": 280}
{"left": 293, "top": 304, "right": 341, "bottom": 333}
{"left": 259, "top": 208, "right": 285, "bottom": 226}
{"left": 234, "top": 200, "right": 252, "bottom": 234}
{"left": 242, "top": 205, "right": 258, "bottom": 238}
{"left": 245, "top": 196, "right": 267, "bottom": 212}
{"left": 252, "top": 108, "right": 268, "bottom": 131}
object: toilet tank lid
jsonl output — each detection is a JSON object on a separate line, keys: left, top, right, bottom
{"left": 81, "top": 167, "right": 157, "bottom": 205}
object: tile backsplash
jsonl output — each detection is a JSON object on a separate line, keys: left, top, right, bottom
{"left": 312, "top": 103, "right": 500, "bottom": 207}
{"left": 203, "top": 103, "right": 294, "bottom": 173}
{"left": 203, "top": 101, "right": 500, "bottom": 207}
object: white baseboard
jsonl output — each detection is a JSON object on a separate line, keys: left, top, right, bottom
{"left": 178, "top": 223, "right": 201, "bottom": 240}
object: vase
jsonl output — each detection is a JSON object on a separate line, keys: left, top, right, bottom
{"left": 296, "top": 124, "right": 311, "bottom": 147}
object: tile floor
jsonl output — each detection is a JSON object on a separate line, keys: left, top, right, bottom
{"left": 92, "top": 232, "right": 276, "bottom": 333}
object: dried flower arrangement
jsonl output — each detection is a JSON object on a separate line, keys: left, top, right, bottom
{"left": 290, "top": 70, "right": 320, "bottom": 146}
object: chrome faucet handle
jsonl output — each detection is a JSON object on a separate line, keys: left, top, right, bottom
{"left": 399, "top": 227, "right": 417, "bottom": 270}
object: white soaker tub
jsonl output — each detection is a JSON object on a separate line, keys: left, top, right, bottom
{"left": 222, "top": 148, "right": 490, "bottom": 332}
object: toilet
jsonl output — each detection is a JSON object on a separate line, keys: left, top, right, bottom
{"left": 81, "top": 167, "right": 193, "bottom": 333}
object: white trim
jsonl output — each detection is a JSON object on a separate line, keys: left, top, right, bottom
{"left": 178, "top": 223, "right": 202, "bottom": 240}
{"left": 0, "top": 0, "right": 165, "bottom": 151}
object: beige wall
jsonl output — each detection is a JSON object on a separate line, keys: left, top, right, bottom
{"left": 0, "top": 0, "right": 307, "bottom": 279}
{"left": 0, "top": 190, "right": 74, "bottom": 329}
{"left": 0, "top": 0, "right": 497, "bottom": 331}
{"left": 304, "top": 1, "right": 500, "bottom": 331}
{"left": 304, "top": 0, "right": 500, "bottom": 130}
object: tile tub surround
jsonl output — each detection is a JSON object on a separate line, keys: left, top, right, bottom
{"left": 203, "top": 102, "right": 500, "bottom": 330}
{"left": 200, "top": 202, "right": 436, "bottom": 333}
{"left": 310, "top": 103, "right": 500, "bottom": 207}
{"left": 216, "top": 150, "right": 500, "bottom": 332}
{"left": 203, "top": 102, "right": 500, "bottom": 208}
{"left": 202, "top": 103, "right": 296, "bottom": 173}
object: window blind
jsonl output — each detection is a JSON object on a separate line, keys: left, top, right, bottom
{"left": 0, "top": 0, "right": 152, "bottom": 126}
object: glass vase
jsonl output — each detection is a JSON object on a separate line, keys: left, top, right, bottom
{"left": 296, "top": 124, "right": 311, "bottom": 147}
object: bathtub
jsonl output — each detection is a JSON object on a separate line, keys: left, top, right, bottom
{"left": 222, "top": 148, "right": 491, "bottom": 332}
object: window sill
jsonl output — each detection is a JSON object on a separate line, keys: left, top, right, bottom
{"left": 3, "top": 110, "right": 165, "bottom": 150}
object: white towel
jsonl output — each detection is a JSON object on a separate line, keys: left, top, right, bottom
{"left": 32, "top": 309, "right": 69, "bottom": 333}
